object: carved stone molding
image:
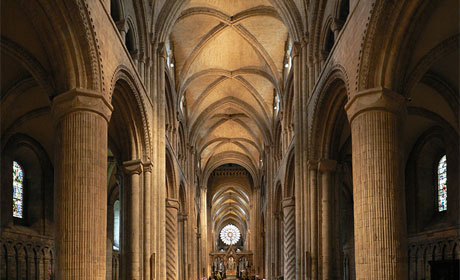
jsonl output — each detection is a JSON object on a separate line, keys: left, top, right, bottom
{"left": 345, "top": 87, "right": 406, "bottom": 123}
{"left": 318, "top": 159, "right": 337, "bottom": 173}
{"left": 52, "top": 88, "right": 113, "bottom": 123}
{"left": 123, "top": 159, "right": 144, "bottom": 175}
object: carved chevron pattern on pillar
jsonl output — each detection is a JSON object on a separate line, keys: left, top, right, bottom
{"left": 166, "top": 203, "right": 178, "bottom": 280}
{"left": 283, "top": 200, "right": 296, "bottom": 280}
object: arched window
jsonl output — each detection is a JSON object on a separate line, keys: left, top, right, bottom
{"left": 437, "top": 155, "right": 447, "bottom": 212}
{"left": 110, "top": 0, "right": 121, "bottom": 22}
{"left": 339, "top": 0, "right": 350, "bottom": 23}
{"left": 274, "top": 94, "right": 280, "bottom": 113}
{"left": 325, "top": 28, "right": 335, "bottom": 54}
{"left": 13, "top": 161, "right": 24, "bottom": 218}
{"left": 113, "top": 200, "right": 121, "bottom": 250}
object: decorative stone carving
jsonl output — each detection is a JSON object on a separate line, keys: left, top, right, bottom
{"left": 166, "top": 198, "right": 180, "bottom": 280}
{"left": 283, "top": 197, "right": 295, "bottom": 280}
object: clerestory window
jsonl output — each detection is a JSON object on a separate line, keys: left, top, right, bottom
{"left": 437, "top": 155, "right": 447, "bottom": 212}
{"left": 13, "top": 161, "right": 25, "bottom": 218}
{"left": 113, "top": 200, "right": 121, "bottom": 250}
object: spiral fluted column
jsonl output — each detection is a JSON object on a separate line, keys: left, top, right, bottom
{"left": 283, "top": 197, "right": 296, "bottom": 280}
{"left": 166, "top": 198, "right": 179, "bottom": 280}
{"left": 52, "top": 89, "right": 112, "bottom": 279}
{"left": 345, "top": 88, "right": 407, "bottom": 279}
{"left": 123, "top": 160, "right": 143, "bottom": 280}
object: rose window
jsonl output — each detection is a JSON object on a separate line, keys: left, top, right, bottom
{"left": 220, "top": 224, "right": 241, "bottom": 245}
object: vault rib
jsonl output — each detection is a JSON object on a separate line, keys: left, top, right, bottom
{"left": 196, "top": 118, "right": 259, "bottom": 148}
{"left": 180, "top": 67, "right": 277, "bottom": 98}
{"left": 189, "top": 75, "right": 271, "bottom": 119}
{"left": 233, "top": 24, "right": 281, "bottom": 82}
{"left": 189, "top": 96, "right": 271, "bottom": 145}
{"left": 178, "top": 22, "right": 229, "bottom": 83}
{"left": 199, "top": 137, "right": 261, "bottom": 155}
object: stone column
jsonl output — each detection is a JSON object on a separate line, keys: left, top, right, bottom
{"left": 292, "top": 41, "right": 305, "bottom": 280}
{"left": 331, "top": 19, "right": 344, "bottom": 40}
{"left": 116, "top": 19, "right": 128, "bottom": 42}
{"left": 179, "top": 213, "right": 189, "bottom": 280}
{"left": 283, "top": 197, "right": 296, "bottom": 280}
{"left": 308, "top": 160, "right": 318, "bottom": 280}
{"left": 143, "top": 162, "right": 153, "bottom": 280}
{"left": 318, "top": 159, "right": 337, "bottom": 280}
{"left": 273, "top": 212, "right": 280, "bottom": 277}
{"left": 123, "top": 160, "right": 143, "bottom": 280}
{"left": 166, "top": 198, "right": 179, "bottom": 280}
{"left": 345, "top": 88, "right": 407, "bottom": 279}
{"left": 200, "top": 188, "right": 208, "bottom": 277}
{"left": 52, "top": 88, "right": 112, "bottom": 279}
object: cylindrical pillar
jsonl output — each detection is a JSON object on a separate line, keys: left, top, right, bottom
{"left": 166, "top": 198, "right": 179, "bottom": 280}
{"left": 318, "top": 159, "right": 337, "bottom": 280}
{"left": 143, "top": 162, "right": 152, "bottom": 280}
{"left": 123, "top": 160, "right": 143, "bottom": 280}
{"left": 308, "top": 160, "right": 318, "bottom": 280}
{"left": 52, "top": 89, "right": 112, "bottom": 279}
{"left": 200, "top": 188, "right": 208, "bottom": 277}
{"left": 273, "top": 212, "right": 280, "bottom": 277}
{"left": 345, "top": 88, "right": 407, "bottom": 279}
{"left": 283, "top": 197, "right": 296, "bottom": 280}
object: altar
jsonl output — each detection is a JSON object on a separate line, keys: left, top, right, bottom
{"left": 210, "top": 246, "right": 253, "bottom": 279}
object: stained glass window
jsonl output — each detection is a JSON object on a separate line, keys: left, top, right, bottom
{"left": 438, "top": 155, "right": 447, "bottom": 212}
{"left": 13, "top": 161, "right": 24, "bottom": 218}
{"left": 220, "top": 224, "right": 241, "bottom": 245}
{"left": 113, "top": 200, "right": 120, "bottom": 250}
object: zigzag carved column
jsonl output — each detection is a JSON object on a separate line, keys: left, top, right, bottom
{"left": 52, "top": 89, "right": 112, "bottom": 279}
{"left": 166, "top": 198, "right": 179, "bottom": 280}
{"left": 345, "top": 88, "right": 407, "bottom": 279}
{"left": 123, "top": 160, "right": 143, "bottom": 280}
{"left": 283, "top": 197, "right": 296, "bottom": 280}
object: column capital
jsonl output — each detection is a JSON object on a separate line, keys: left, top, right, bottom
{"left": 123, "top": 159, "right": 143, "bottom": 175}
{"left": 282, "top": 196, "right": 295, "bottom": 208}
{"left": 143, "top": 161, "right": 153, "bottom": 173}
{"left": 51, "top": 88, "right": 113, "bottom": 123}
{"left": 331, "top": 19, "right": 344, "bottom": 33}
{"left": 178, "top": 213, "right": 188, "bottom": 222}
{"left": 166, "top": 198, "right": 180, "bottom": 209}
{"left": 307, "top": 159, "right": 318, "bottom": 170}
{"left": 302, "top": 32, "right": 309, "bottom": 46}
{"left": 345, "top": 87, "right": 407, "bottom": 123}
{"left": 292, "top": 41, "right": 302, "bottom": 58}
{"left": 157, "top": 42, "right": 167, "bottom": 58}
{"left": 116, "top": 19, "right": 129, "bottom": 33}
{"left": 318, "top": 159, "right": 337, "bottom": 173}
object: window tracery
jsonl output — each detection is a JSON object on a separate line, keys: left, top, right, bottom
{"left": 220, "top": 224, "right": 241, "bottom": 245}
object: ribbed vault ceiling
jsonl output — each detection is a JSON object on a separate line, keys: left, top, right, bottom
{"left": 171, "top": 0, "right": 288, "bottom": 170}
{"left": 171, "top": 0, "right": 288, "bottom": 244}
{"left": 211, "top": 184, "right": 250, "bottom": 236}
